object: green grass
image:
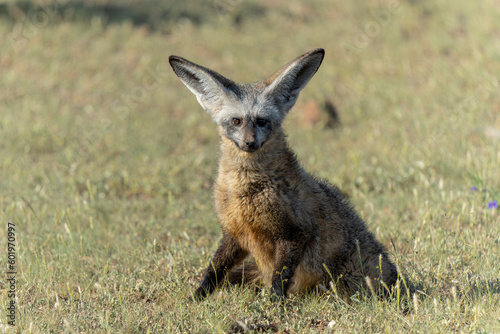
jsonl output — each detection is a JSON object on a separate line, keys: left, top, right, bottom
{"left": 1, "top": 0, "right": 499, "bottom": 332}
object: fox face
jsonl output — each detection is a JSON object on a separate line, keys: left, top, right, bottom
{"left": 222, "top": 114, "right": 272, "bottom": 153}
{"left": 169, "top": 49, "right": 325, "bottom": 153}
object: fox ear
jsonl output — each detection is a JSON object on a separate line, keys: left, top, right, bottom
{"left": 263, "top": 48, "right": 324, "bottom": 116}
{"left": 169, "top": 56, "right": 238, "bottom": 119}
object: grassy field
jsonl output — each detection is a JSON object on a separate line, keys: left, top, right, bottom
{"left": 1, "top": 0, "right": 499, "bottom": 332}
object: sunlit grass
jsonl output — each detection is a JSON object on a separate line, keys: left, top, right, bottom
{"left": 0, "top": 0, "right": 499, "bottom": 332}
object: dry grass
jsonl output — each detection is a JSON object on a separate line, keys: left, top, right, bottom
{"left": 0, "top": 0, "right": 499, "bottom": 332}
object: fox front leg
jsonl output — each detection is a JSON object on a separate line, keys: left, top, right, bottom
{"left": 270, "top": 238, "right": 307, "bottom": 301}
{"left": 195, "top": 233, "right": 248, "bottom": 300}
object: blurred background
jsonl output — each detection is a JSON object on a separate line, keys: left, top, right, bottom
{"left": 0, "top": 0, "right": 499, "bottom": 331}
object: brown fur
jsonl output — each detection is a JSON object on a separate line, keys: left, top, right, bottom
{"left": 169, "top": 49, "right": 398, "bottom": 301}
{"left": 211, "top": 127, "right": 397, "bottom": 298}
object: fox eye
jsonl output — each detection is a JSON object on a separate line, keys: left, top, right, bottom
{"left": 256, "top": 119, "right": 268, "bottom": 127}
{"left": 232, "top": 118, "right": 241, "bottom": 126}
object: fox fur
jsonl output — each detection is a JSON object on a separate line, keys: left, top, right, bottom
{"left": 169, "top": 48, "right": 398, "bottom": 300}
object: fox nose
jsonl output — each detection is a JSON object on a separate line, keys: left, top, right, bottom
{"left": 245, "top": 141, "right": 258, "bottom": 149}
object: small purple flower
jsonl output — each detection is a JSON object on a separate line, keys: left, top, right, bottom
{"left": 488, "top": 201, "right": 498, "bottom": 209}
{"left": 470, "top": 186, "right": 478, "bottom": 192}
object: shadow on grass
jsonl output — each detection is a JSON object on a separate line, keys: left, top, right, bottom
{"left": 0, "top": 0, "right": 266, "bottom": 32}
{"left": 466, "top": 276, "right": 500, "bottom": 298}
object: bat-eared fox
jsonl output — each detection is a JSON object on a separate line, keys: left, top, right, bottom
{"left": 169, "top": 48, "right": 397, "bottom": 301}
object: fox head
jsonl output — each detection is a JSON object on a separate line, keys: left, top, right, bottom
{"left": 169, "top": 48, "right": 324, "bottom": 153}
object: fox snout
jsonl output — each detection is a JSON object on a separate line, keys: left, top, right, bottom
{"left": 239, "top": 121, "right": 260, "bottom": 152}
{"left": 241, "top": 136, "right": 259, "bottom": 152}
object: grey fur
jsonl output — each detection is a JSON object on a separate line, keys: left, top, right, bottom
{"left": 169, "top": 49, "right": 398, "bottom": 300}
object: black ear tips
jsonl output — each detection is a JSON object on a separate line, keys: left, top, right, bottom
{"left": 169, "top": 55, "right": 182, "bottom": 68}
{"left": 315, "top": 48, "right": 325, "bottom": 56}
